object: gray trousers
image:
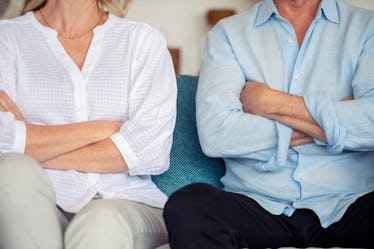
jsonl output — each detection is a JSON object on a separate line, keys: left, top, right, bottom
{"left": 0, "top": 153, "right": 168, "bottom": 249}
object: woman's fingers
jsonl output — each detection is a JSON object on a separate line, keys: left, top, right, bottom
{"left": 0, "top": 90, "right": 25, "bottom": 121}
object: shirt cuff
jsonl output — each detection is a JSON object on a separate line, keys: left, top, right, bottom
{"left": 14, "top": 120, "right": 26, "bottom": 153}
{"left": 303, "top": 94, "right": 346, "bottom": 154}
{"left": 110, "top": 132, "right": 140, "bottom": 175}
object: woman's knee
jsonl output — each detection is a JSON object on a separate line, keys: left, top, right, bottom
{"left": 0, "top": 153, "right": 52, "bottom": 195}
{"left": 65, "top": 200, "right": 167, "bottom": 249}
{"left": 0, "top": 154, "right": 61, "bottom": 249}
{"left": 0, "top": 153, "right": 43, "bottom": 177}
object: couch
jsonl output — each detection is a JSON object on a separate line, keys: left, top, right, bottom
{"left": 152, "top": 75, "right": 226, "bottom": 196}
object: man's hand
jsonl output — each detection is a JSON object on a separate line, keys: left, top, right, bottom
{"left": 290, "top": 130, "right": 313, "bottom": 146}
{"left": 342, "top": 96, "right": 353, "bottom": 101}
{"left": 0, "top": 89, "right": 25, "bottom": 121}
{"left": 240, "top": 81, "right": 279, "bottom": 116}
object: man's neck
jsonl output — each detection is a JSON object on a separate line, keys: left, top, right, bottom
{"left": 274, "top": 0, "right": 321, "bottom": 23}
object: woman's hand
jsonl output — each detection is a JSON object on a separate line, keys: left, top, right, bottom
{"left": 0, "top": 89, "right": 25, "bottom": 121}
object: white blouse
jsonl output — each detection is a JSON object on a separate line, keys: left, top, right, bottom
{"left": 0, "top": 12, "right": 177, "bottom": 212}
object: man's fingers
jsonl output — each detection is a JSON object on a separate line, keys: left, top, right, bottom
{"left": 342, "top": 96, "right": 353, "bottom": 101}
{"left": 290, "top": 130, "right": 314, "bottom": 146}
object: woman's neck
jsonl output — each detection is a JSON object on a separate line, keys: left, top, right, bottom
{"left": 38, "top": 0, "right": 104, "bottom": 36}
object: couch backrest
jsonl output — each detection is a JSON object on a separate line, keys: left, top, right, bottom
{"left": 152, "top": 75, "right": 226, "bottom": 196}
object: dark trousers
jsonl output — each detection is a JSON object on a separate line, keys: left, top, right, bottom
{"left": 163, "top": 183, "right": 374, "bottom": 249}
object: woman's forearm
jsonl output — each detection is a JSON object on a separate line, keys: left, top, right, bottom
{"left": 25, "top": 120, "right": 122, "bottom": 162}
{"left": 41, "top": 138, "right": 128, "bottom": 173}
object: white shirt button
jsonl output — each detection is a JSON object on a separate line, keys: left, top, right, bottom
{"left": 294, "top": 73, "right": 300, "bottom": 80}
{"left": 287, "top": 38, "right": 293, "bottom": 44}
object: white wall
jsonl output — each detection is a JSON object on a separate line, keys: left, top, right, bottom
{"left": 345, "top": 0, "right": 374, "bottom": 10}
{"left": 2, "top": 0, "right": 374, "bottom": 75}
{"left": 127, "top": 0, "right": 256, "bottom": 75}
{"left": 127, "top": 0, "right": 257, "bottom": 75}
{"left": 127, "top": 0, "right": 374, "bottom": 75}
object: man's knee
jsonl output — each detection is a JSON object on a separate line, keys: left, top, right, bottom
{"left": 167, "top": 183, "right": 220, "bottom": 207}
{"left": 164, "top": 183, "right": 222, "bottom": 225}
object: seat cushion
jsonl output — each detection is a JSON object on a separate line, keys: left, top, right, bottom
{"left": 152, "top": 75, "right": 225, "bottom": 196}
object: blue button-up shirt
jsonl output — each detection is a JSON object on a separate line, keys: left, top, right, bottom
{"left": 196, "top": 0, "right": 374, "bottom": 228}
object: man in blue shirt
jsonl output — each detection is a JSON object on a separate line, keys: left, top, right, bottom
{"left": 163, "top": 0, "right": 374, "bottom": 248}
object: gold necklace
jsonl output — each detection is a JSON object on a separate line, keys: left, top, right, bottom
{"left": 39, "top": 7, "right": 105, "bottom": 40}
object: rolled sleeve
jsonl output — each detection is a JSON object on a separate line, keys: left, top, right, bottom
{"left": 13, "top": 120, "right": 26, "bottom": 153}
{"left": 0, "top": 112, "right": 26, "bottom": 154}
{"left": 304, "top": 93, "right": 347, "bottom": 153}
{"left": 110, "top": 132, "right": 140, "bottom": 175}
{"left": 111, "top": 28, "right": 176, "bottom": 176}
{"left": 333, "top": 98, "right": 374, "bottom": 150}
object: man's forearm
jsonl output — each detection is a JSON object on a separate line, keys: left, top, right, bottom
{"left": 25, "top": 121, "right": 122, "bottom": 162}
{"left": 240, "top": 82, "right": 327, "bottom": 143}
{"left": 42, "top": 138, "right": 128, "bottom": 173}
{"left": 264, "top": 91, "right": 327, "bottom": 143}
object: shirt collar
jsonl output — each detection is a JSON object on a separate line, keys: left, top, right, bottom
{"left": 254, "top": 0, "right": 340, "bottom": 27}
{"left": 320, "top": 0, "right": 340, "bottom": 24}
{"left": 254, "top": 0, "right": 277, "bottom": 27}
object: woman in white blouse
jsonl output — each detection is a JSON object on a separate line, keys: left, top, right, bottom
{"left": 0, "top": 0, "right": 176, "bottom": 248}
